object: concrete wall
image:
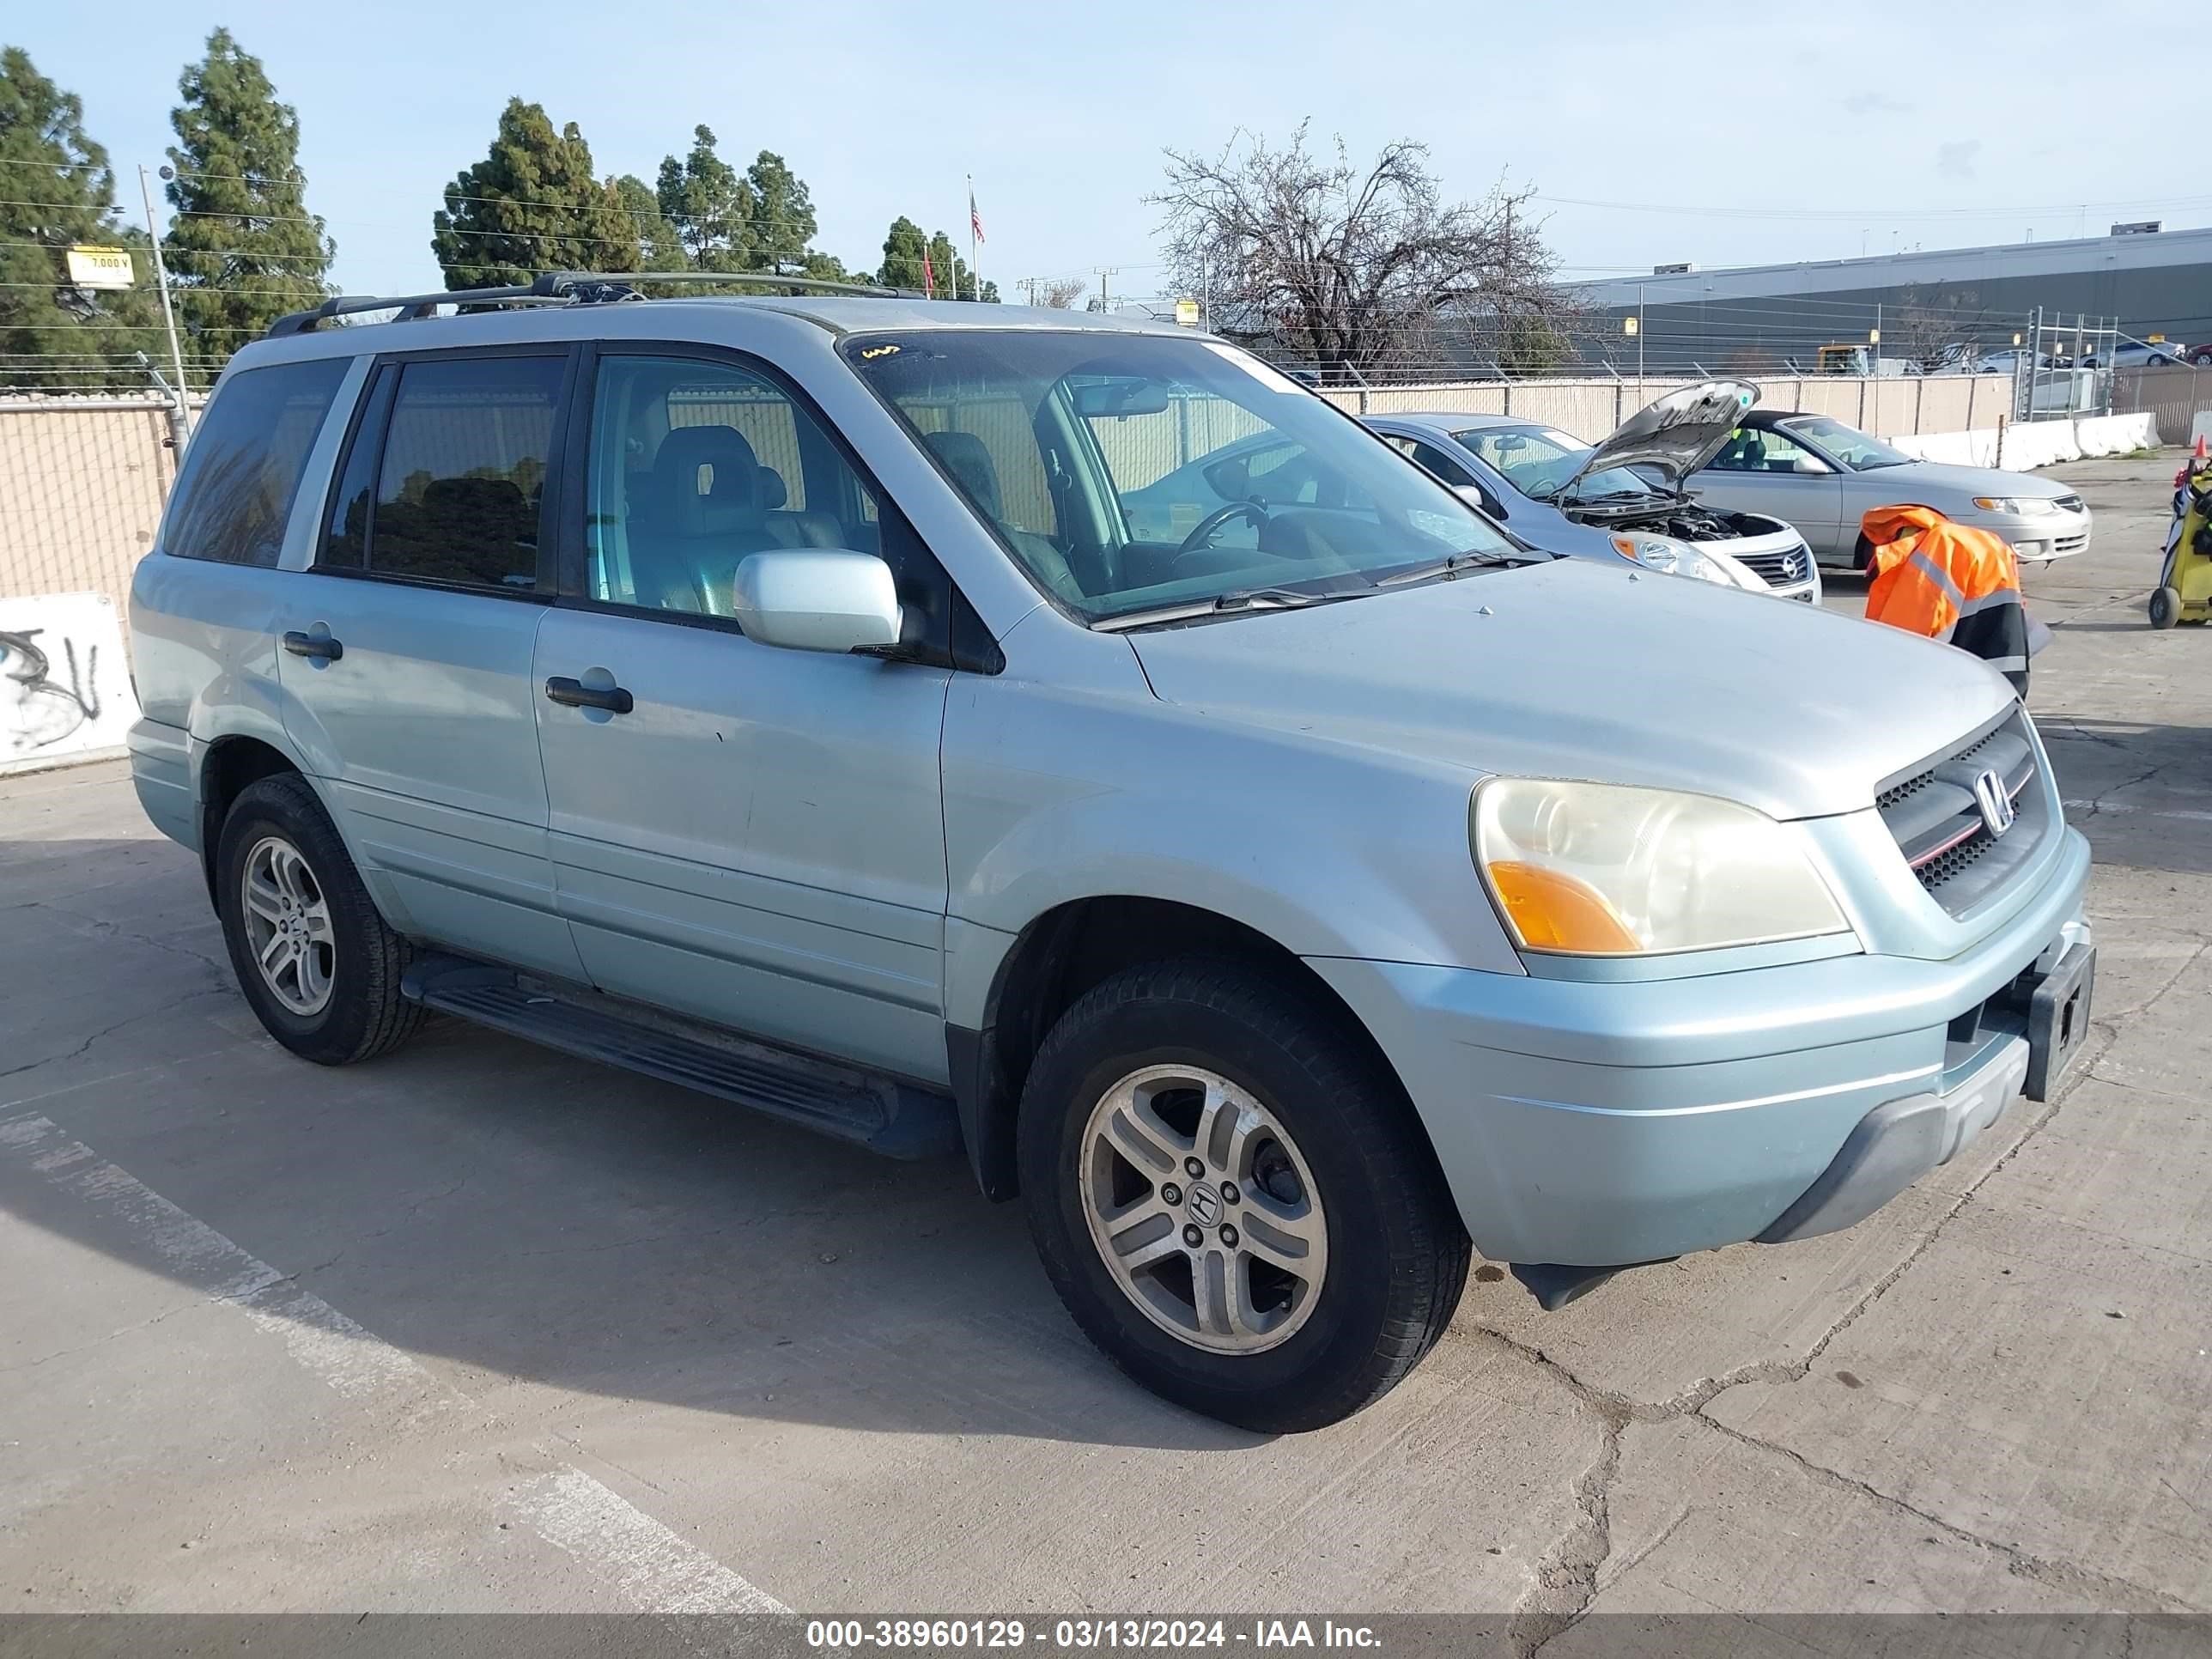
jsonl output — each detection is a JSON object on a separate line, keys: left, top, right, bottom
{"left": 0, "top": 399, "right": 187, "bottom": 635}
{"left": 1321, "top": 374, "right": 2015, "bottom": 446}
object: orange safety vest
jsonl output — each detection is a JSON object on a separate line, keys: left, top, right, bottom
{"left": 1861, "top": 504, "right": 2030, "bottom": 692}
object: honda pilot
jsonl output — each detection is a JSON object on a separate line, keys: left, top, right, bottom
{"left": 126, "top": 275, "right": 2094, "bottom": 1431}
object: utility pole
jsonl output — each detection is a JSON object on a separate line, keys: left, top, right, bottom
{"left": 1094, "top": 266, "right": 1117, "bottom": 310}
{"left": 139, "top": 164, "right": 192, "bottom": 447}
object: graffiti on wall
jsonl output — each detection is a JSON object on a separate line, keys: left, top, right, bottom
{"left": 0, "top": 592, "right": 139, "bottom": 775}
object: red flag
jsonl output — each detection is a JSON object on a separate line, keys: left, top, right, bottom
{"left": 970, "top": 187, "right": 986, "bottom": 245}
{"left": 921, "top": 250, "right": 935, "bottom": 298}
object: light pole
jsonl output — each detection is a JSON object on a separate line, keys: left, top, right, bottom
{"left": 139, "top": 164, "right": 192, "bottom": 447}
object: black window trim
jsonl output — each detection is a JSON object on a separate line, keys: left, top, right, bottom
{"left": 306, "top": 340, "right": 579, "bottom": 603}
{"left": 550, "top": 338, "right": 1001, "bottom": 672}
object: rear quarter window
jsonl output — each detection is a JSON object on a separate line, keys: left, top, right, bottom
{"left": 162, "top": 358, "right": 350, "bottom": 567}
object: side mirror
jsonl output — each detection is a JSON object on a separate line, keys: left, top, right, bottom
{"left": 729, "top": 550, "right": 902, "bottom": 654}
{"left": 1455, "top": 483, "right": 1504, "bottom": 519}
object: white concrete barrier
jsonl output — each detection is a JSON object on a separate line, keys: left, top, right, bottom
{"left": 1886, "top": 411, "right": 2160, "bottom": 472}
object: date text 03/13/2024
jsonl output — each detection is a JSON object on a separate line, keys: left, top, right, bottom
{"left": 805, "top": 1620, "right": 1383, "bottom": 1650}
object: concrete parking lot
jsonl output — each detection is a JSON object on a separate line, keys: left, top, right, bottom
{"left": 3, "top": 453, "right": 2208, "bottom": 1632}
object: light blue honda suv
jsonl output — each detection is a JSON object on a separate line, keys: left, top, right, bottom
{"left": 126, "top": 275, "right": 2094, "bottom": 1431}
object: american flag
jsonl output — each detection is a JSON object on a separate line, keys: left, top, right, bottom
{"left": 969, "top": 184, "right": 985, "bottom": 245}
{"left": 921, "top": 250, "right": 935, "bottom": 298}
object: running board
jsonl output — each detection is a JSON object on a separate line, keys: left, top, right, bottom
{"left": 400, "top": 957, "right": 960, "bottom": 1160}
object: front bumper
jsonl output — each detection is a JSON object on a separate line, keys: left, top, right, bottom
{"left": 1309, "top": 825, "right": 2091, "bottom": 1267}
{"left": 1981, "top": 506, "right": 2094, "bottom": 562}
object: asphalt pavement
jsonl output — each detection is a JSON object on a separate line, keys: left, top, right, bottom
{"left": 1, "top": 453, "right": 2206, "bottom": 1635}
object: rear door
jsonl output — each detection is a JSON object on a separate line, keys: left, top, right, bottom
{"left": 531, "top": 347, "right": 954, "bottom": 1082}
{"left": 277, "top": 347, "right": 586, "bottom": 977}
{"left": 1693, "top": 427, "right": 1848, "bottom": 556}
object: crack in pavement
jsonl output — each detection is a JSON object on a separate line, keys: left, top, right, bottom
{"left": 0, "top": 987, "right": 236, "bottom": 1086}
{"left": 1694, "top": 1413, "right": 2202, "bottom": 1612}
{"left": 1477, "top": 1014, "right": 2170, "bottom": 1645}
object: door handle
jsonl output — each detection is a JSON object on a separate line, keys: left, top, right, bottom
{"left": 544, "top": 675, "right": 634, "bottom": 714}
{"left": 283, "top": 630, "right": 343, "bottom": 661}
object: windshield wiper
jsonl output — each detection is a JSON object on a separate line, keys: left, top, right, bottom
{"left": 1375, "top": 550, "right": 1521, "bottom": 586}
{"left": 1092, "top": 585, "right": 1350, "bottom": 632}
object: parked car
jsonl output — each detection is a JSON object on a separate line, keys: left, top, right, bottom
{"left": 1362, "top": 392, "right": 1821, "bottom": 602}
{"left": 128, "top": 280, "right": 2094, "bottom": 1431}
{"left": 2079, "top": 336, "right": 2187, "bottom": 370}
{"left": 1674, "top": 409, "right": 2094, "bottom": 565}
{"left": 1127, "top": 393, "right": 1782, "bottom": 601}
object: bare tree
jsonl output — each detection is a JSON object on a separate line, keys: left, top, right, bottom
{"left": 1036, "top": 276, "right": 1087, "bottom": 308}
{"left": 1153, "top": 124, "right": 1569, "bottom": 382}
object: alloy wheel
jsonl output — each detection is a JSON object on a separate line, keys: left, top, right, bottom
{"left": 240, "top": 835, "right": 336, "bottom": 1017}
{"left": 1078, "top": 1063, "right": 1328, "bottom": 1355}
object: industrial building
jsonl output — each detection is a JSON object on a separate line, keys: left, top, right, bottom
{"left": 1570, "top": 223, "right": 2212, "bottom": 374}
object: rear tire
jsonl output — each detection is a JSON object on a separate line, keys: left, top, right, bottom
{"left": 2149, "top": 586, "right": 2182, "bottom": 629}
{"left": 1017, "top": 958, "right": 1469, "bottom": 1432}
{"left": 215, "top": 773, "right": 424, "bottom": 1066}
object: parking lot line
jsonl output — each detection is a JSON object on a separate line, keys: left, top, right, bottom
{"left": 0, "top": 1110, "right": 789, "bottom": 1615}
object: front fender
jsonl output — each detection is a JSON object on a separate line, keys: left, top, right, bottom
{"left": 941, "top": 671, "right": 1523, "bottom": 1024}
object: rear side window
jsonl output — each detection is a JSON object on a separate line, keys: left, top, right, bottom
{"left": 162, "top": 358, "right": 349, "bottom": 567}
{"left": 322, "top": 355, "right": 565, "bottom": 592}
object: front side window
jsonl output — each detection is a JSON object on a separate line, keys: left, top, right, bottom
{"left": 582, "top": 355, "right": 893, "bottom": 617}
{"left": 842, "top": 331, "right": 1517, "bottom": 623}
{"left": 1779, "top": 416, "right": 1911, "bottom": 471}
{"left": 1708, "top": 425, "right": 1826, "bottom": 476}
{"left": 325, "top": 355, "right": 564, "bottom": 590}
{"left": 1455, "top": 424, "right": 1650, "bottom": 503}
{"left": 164, "top": 357, "right": 349, "bottom": 567}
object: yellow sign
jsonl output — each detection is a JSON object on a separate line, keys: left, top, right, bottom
{"left": 65, "top": 246, "right": 135, "bottom": 291}
{"left": 1622, "top": 316, "right": 1639, "bottom": 337}
{"left": 1174, "top": 298, "right": 1200, "bottom": 327}
{"left": 1867, "top": 327, "right": 1881, "bottom": 344}
{"left": 2148, "top": 333, "right": 2166, "bottom": 343}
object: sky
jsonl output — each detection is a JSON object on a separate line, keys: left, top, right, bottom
{"left": 10, "top": 0, "right": 2193, "bottom": 306}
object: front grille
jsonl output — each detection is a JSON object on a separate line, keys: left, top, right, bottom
{"left": 2053, "top": 531, "right": 2088, "bottom": 553}
{"left": 1875, "top": 712, "right": 2046, "bottom": 917}
{"left": 2051, "top": 494, "right": 2086, "bottom": 514}
{"left": 1735, "top": 544, "right": 1813, "bottom": 586}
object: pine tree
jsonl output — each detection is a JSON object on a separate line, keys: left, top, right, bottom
{"left": 162, "top": 28, "right": 332, "bottom": 375}
{"left": 656, "top": 126, "right": 753, "bottom": 271}
{"left": 0, "top": 47, "right": 160, "bottom": 386}
{"left": 878, "top": 216, "right": 928, "bottom": 291}
{"left": 744, "top": 151, "right": 816, "bottom": 272}
{"left": 431, "top": 100, "right": 639, "bottom": 289}
{"left": 611, "top": 174, "right": 685, "bottom": 272}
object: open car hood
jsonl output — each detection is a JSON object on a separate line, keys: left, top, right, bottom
{"left": 1566, "top": 380, "right": 1759, "bottom": 495}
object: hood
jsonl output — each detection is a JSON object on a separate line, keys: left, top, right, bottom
{"left": 1566, "top": 380, "right": 1759, "bottom": 495}
{"left": 1861, "top": 460, "right": 2073, "bottom": 501}
{"left": 1127, "top": 558, "right": 2015, "bottom": 821}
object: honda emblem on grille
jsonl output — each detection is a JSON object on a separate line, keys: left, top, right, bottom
{"left": 1972, "top": 768, "right": 2015, "bottom": 838}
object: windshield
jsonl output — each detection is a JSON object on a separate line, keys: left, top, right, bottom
{"left": 842, "top": 331, "right": 1520, "bottom": 623}
{"left": 1452, "top": 423, "right": 1656, "bottom": 503}
{"left": 1781, "top": 416, "right": 1912, "bottom": 470}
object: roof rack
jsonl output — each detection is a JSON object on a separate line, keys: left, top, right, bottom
{"left": 265, "top": 269, "right": 921, "bottom": 339}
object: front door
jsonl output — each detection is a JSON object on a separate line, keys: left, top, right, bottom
{"left": 277, "top": 348, "right": 585, "bottom": 979}
{"left": 1696, "top": 427, "right": 1848, "bottom": 557}
{"left": 532, "top": 349, "right": 953, "bottom": 1082}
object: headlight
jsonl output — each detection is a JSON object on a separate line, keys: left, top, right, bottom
{"left": 1972, "top": 495, "right": 2058, "bottom": 515}
{"left": 1608, "top": 533, "right": 1757, "bottom": 590}
{"left": 1471, "top": 779, "right": 1850, "bottom": 956}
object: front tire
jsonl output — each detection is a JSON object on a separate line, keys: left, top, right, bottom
{"left": 1018, "top": 959, "right": 1469, "bottom": 1432}
{"left": 2149, "top": 586, "right": 2182, "bottom": 629}
{"left": 215, "top": 773, "right": 424, "bottom": 1066}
